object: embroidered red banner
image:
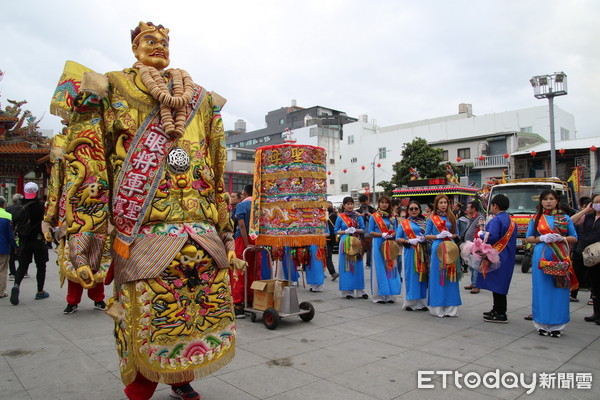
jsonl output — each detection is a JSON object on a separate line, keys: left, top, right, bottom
{"left": 113, "top": 87, "right": 204, "bottom": 257}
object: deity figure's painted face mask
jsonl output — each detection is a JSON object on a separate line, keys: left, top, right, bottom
{"left": 132, "top": 32, "right": 170, "bottom": 70}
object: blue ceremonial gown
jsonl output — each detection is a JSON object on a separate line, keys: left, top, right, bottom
{"left": 398, "top": 220, "right": 428, "bottom": 302}
{"left": 425, "top": 216, "right": 462, "bottom": 314}
{"left": 368, "top": 214, "right": 401, "bottom": 301}
{"left": 334, "top": 214, "right": 366, "bottom": 295}
{"left": 305, "top": 245, "right": 325, "bottom": 289}
{"left": 282, "top": 247, "right": 300, "bottom": 283}
{"left": 527, "top": 215, "right": 577, "bottom": 329}
{"left": 476, "top": 212, "right": 517, "bottom": 295}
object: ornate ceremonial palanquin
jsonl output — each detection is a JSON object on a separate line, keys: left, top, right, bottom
{"left": 249, "top": 143, "right": 327, "bottom": 247}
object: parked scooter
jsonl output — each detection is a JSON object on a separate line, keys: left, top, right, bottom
{"left": 521, "top": 241, "right": 533, "bottom": 273}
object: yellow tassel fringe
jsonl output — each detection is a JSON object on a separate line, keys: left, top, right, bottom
{"left": 255, "top": 235, "right": 326, "bottom": 248}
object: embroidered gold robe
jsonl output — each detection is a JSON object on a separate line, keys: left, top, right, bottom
{"left": 63, "top": 67, "right": 236, "bottom": 385}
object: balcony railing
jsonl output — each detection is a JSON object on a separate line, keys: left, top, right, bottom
{"left": 473, "top": 154, "right": 508, "bottom": 168}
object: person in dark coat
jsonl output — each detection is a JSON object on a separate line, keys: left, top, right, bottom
{"left": 571, "top": 193, "right": 600, "bottom": 324}
{"left": 325, "top": 201, "right": 339, "bottom": 280}
{"left": 10, "top": 182, "right": 50, "bottom": 305}
{"left": 6, "top": 194, "right": 23, "bottom": 279}
{"left": 477, "top": 194, "right": 517, "bottom": 323}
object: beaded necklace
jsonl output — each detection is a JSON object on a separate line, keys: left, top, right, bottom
{"left": 134, "top": 61, "right": 195, "bottom": 139}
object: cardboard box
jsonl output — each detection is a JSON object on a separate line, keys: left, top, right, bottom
{"left": 250, "top": 280, "right": 290, "bottom": 311}
{"left": 251, "top": 280, "right": 274, "bottom": 311}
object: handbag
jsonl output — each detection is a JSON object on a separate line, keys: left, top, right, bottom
{"left": 539, "top": 259, "right": 570, "bottom": 276}
{"left": 583, "top": 242, "right": 600, "bottom": 267}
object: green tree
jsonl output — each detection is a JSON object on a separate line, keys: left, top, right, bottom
{"left": 379, "top": 137, "right": 453, "bottom": 192}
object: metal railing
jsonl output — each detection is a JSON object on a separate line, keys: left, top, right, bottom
{"left": 473, "top": 154, "right": 509, "bottom": 168}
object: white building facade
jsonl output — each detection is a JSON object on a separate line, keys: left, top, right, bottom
{"left": 335, "top": 104, "right": 576, "bottom": 198}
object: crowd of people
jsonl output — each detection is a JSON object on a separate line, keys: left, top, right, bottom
{"left": 225, "top": 190, "right": 600, "bottom": 341}
{"left": 332, "top": 190, "right": 599, "bottom": 338}
{"left": 327, "top": 193, "right": 500, "bottom": 319}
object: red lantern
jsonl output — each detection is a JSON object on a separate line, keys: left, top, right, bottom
{"left": 361, "top": 165, "right": 366, "bottom": 170}
{"left": 377, "top": 163, "right": 381, "bottom": 168}
{"left": 591, "top": 145, "right": 597, "bottom": 152}
{"left": 343, "top": 169, "right": 347, "bottom": 174}
{"left": 503, "top": 153, "right": 509, "bottom": 159}
{"left": 559, "top": 148, "right": 565, "bottom": 155}
{"left": 456, "top": 157, "right": 462, "bottom": 163}
{"left": 327, "top": 171, "right": 331, "bottom": 175}
{"left": 531, "top": 151, "right": 537, "bottom": 157}
{"left": 479, "top": 155, "right": 484, "bottom": 161}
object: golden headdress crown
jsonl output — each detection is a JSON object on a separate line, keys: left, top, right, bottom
{"left": 131, "top": 21, "right": 170, "bottom": 44}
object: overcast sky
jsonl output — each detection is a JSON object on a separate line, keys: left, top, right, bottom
{"left": 1, "top": 1, "right": 599, "bottom": 138}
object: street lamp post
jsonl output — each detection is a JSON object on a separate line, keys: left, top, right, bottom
{"left": 372, "top": 149, "right": 390, "bottom": 205}
{"left": 530, "top": 72, "right": 568, "bottom": 178}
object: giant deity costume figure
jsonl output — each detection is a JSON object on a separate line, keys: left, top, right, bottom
{"left": 50, "top": 22, "right": 236, "bottom": 400}
{"left": 43, "top": 130, "right": 109, "bottom": 314}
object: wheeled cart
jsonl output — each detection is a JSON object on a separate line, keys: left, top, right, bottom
{"left": 242, "top": 246, "right": 315, "bottom": 330}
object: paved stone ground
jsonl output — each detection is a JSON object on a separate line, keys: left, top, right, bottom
{"left": 1, "top": 250, "right": 599, "bottom": 399}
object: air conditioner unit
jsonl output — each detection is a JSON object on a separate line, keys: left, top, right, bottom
{"left": 478, "top": 142, "right": 488, "bottom": 155}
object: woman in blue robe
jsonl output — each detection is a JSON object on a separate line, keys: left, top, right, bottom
{"left": 368, "top": 195, "right": 401, "bottom": 303}
{"left": 282, "top": 247, "right": 300, "bottom": 285}
{"left": 424, "top": 194, "right": 462, "bottom": 317}
{"left": 305, "top": 245, "right": 325, "bottom": 292}
{"left": 334, "top": 196, "right": 368, "bottom": 299}
{"left": 396, "top": 200, "right": 428, "bottom": 311}
{"left": 526, "top": 189, "right": 578, "bottom": 337}
{"left": 281, "top": 246, "right": 324, "bottom": 291}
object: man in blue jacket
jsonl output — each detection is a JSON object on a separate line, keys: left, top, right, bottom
{"left": 477, "top": 194, "right": 517, "bottom": 323}
{"left": 0, "top": 196, "right": 17, "bottom": 298}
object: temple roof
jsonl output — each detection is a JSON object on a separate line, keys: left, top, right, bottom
{"left": 0, "top": 141, "right": 50, "bottom": 155}
{"left": 0, "top": 115, "right": 19, "bottom": 122}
